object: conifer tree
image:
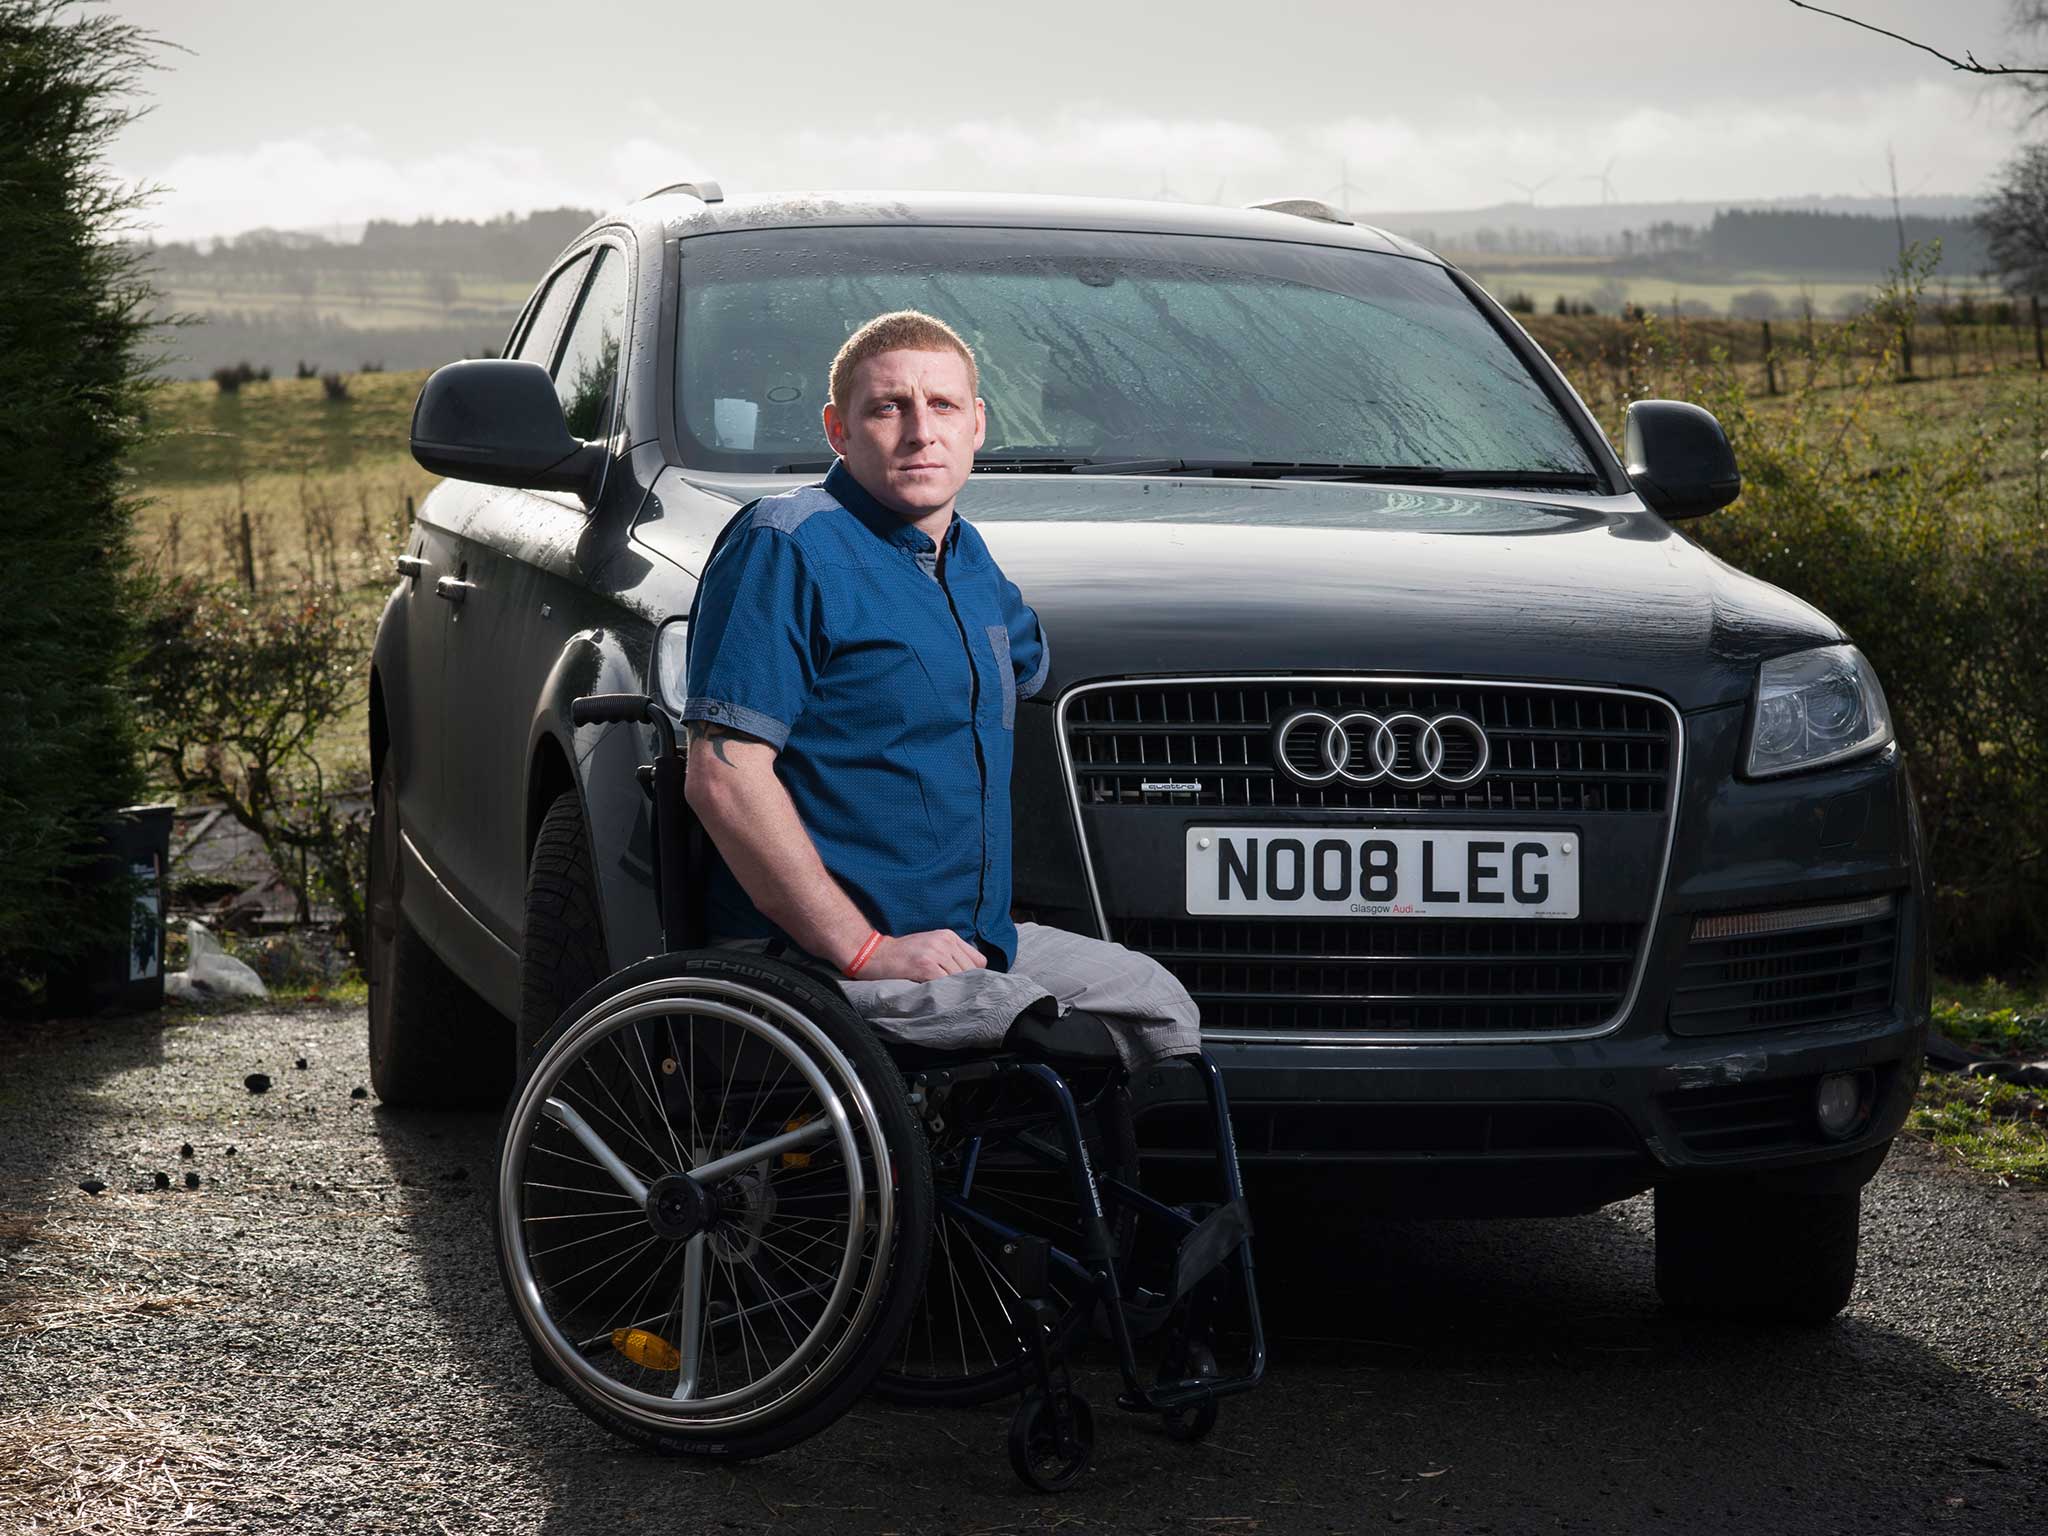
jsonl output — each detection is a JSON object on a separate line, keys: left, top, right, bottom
{"left": 0, "top": 1, "right": 173, "bottom": 1004}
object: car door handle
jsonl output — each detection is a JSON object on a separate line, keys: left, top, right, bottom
{"left": 435, "top": 576, "right": 476, "bottom": 604}
{"left": 395, "top": 554, "right": 427, "bottom": 578}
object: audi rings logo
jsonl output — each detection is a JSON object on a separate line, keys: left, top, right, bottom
{"left": 1272, "top": 709, "right": 1491, "bottom": 788}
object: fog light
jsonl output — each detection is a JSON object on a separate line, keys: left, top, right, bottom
{"left": 1815, "top": 1070, "right": 1871, "bottom": 1139}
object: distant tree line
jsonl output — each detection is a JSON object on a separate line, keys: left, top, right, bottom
{"left": 130, "top": 205, "right": 600, "bottom": 283}
{"left": 1701, "top": 209, "right": 1990, "bottom": 273}
{"left": 1410, "top": 210, "right": 1988, "bottom": 274}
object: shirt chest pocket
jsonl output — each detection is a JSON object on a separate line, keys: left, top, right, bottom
{"left": 984, "top": 624, "right": 1017, "bottom": 731}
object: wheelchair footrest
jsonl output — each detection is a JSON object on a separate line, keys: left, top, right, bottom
{"left": 1172, "top": 1198, "right": 1252, "bottom": 1305}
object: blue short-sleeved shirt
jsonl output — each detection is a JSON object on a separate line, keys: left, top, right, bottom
{"left": 681, "top": 460, "right": 1051, "bottom": 968}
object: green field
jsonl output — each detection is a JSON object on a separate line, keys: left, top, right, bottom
{"left": 130, "top": 314, "right": 2048, "bottom": 582}
{"left": 153, "top": 271, "right": 528, "bottom": 331}
{"left": 1458, "top": 257, "right": 2002, "bottom": 320}
{"left": 133, "top": 371, "right": 436, "bottom": 589}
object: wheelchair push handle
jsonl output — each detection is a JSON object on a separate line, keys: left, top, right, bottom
{"left": 572, "top": 692, "right": 679, "bottom": 757}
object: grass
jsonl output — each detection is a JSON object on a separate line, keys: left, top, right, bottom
{"left": 130, "top": 372, "right": 435, "bottom": 590}
{"left": 1908, "top": 1074, "right": 2048, "bottom": 1188}
{"left": 1931, "top": 974, "right": 2048, "bottom": 1058}
{"left": 1461, "top": 258, "right": 2003, "bottom": 321}
{"left": 1908, "top": 974, "right": 2048, "bottom": 1188}
{"left": 134, "top": 370, "right": 426, "bottom": 486}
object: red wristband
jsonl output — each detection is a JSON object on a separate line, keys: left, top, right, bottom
{"left": 844, "top": 930, "right": 883, "bottom": 978}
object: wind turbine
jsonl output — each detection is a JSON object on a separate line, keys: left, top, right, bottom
{"left": 1322, "top": 160, "right": 1363, "bottom": 215}
{"left": 1578, "top": 157, "right": 1618, "bottom": 205}
{"left": 1503, "top": 175, "right": 1555, "bottom": 207}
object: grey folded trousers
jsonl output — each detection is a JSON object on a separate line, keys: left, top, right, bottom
{"left": 715, "top": 921, "right": 1202, "bottom": 1070}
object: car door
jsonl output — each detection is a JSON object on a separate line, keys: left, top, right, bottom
{"left": 387, "top": 484, "right": 468, "bottom": 891}
{"left": 428, "top": 248, "right": 595, "bottom": 940}
{"left": 438, "top": 242, "right": 630, "bottom": 944}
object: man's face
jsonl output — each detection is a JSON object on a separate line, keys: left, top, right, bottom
{"left": 823, "top": 347, "right": 986, "bottom": 520}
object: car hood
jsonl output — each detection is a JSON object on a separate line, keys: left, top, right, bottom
{"left": 964, "top": 478, "right": 1835, "bottom": 713}
{"left": 662, "top": 473, "right": 1840, "bottom": 713}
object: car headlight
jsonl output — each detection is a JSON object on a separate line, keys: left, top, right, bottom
{"left": 1745, "top": 644, "right": 1892, "bottom": 778}
{"left": 652, "top": 618, "right": 689, "bottom": 717}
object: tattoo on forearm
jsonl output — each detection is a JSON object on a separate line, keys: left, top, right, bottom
{"left": 689, "top": 721, "right": 747, "bottom": 768}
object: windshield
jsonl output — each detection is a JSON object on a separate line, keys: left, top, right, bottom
{"left": 674, "top": 226, "right": 1601, "bottom": 482}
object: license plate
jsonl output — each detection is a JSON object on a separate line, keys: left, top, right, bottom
{"left": 1185, "top": 827, "right": 1580, "bottom": 918}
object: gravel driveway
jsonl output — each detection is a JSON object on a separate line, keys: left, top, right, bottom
{"left": 1, "top": 1001, "right": 2042, "bottom": 1535}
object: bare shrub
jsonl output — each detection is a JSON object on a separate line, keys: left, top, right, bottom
{"left": 320, "top": 370, "right": 349, "bottom": 401}
{"left": 135, "top": 577, "right": 374, "bottom": 962}
{"left": 294, "top": 471, "right": 341, "bottom": 587}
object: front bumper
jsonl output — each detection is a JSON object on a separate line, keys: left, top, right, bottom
{"left": 1096, "top": 704, "right": 1931, "bottom": 1215}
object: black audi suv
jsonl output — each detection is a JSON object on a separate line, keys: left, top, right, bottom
{"left": 370, "top": 185, "right": 1927, "bottom": 1323}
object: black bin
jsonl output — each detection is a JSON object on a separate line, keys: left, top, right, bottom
{"left": 49, "top": 803, "right": 177, "bottom": 1014}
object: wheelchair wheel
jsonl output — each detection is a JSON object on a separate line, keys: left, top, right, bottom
{"left": 495, "top": 950, "right": 932, "bottom": 1459}
{"left": 873, "top": 1077, "right": 1136, "bottom": 1407}
{"left": 1009, "top": 1389, "right": 1095, "bottom": 1492}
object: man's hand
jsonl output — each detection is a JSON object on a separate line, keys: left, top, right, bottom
{"left": 858, "top": 929, "right": 988, "bottom": 982}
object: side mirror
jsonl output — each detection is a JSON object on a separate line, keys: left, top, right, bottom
{"left": 409, "top": 359, "right": 606, "bottom": 503}
{"left": 1623, "top": 399, "right": 1741, "bottom": 520}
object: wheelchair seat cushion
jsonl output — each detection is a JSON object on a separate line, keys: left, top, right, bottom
{"left": 1003, "top": 1006, "right": 1122, "bottom": 1064}
{"left": 709, "top": 925, "right": 1199, "bottom": 1071}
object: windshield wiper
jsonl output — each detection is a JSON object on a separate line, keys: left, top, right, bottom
{"left": 1185, "top": 462, "right": 1605, "bottom": 489}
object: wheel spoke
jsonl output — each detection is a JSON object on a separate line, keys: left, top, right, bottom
{"left": 691, "top": 1118, "right": 833, "bottom": 1186}
{"left": 542, "top": 1098, "right": 651, "bottom": 1203}
{"left": 620, "top": 1023, "right": 691, "bottom": 1173}
{"left": 671, "top": 1235, "right": 708, "bottom": 1400}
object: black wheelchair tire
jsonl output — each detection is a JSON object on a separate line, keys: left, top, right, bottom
{"left": 494, "top": 947, "right": 933, "bottom": 1461}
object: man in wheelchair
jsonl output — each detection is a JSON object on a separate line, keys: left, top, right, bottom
{"left": 494, "top": 311, "right": 1260, "bottom": 1490}
{"left": 679, "top": 309, "right": 1201, "bottom": 1075}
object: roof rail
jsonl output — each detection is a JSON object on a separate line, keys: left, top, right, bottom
{"left": 1246, "top": 197, "right": 1353, "bottom": 226}
{"left": 640, "top": 179, "right": 724, "bottom": 205}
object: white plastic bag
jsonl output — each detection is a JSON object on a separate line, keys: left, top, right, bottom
{"left": 164, "top": 919, "right": 268, "bottom": 1001}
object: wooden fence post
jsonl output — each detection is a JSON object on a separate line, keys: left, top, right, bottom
{"left": 1761, "top": 320, "right": 1778, "bottom": 396}
{"left": 2033, "top": 295, "right": 2044, "bottom": 371}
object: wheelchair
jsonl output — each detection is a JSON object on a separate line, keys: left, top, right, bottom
{"left": 492, "top": 693, "right": 1264, "bottom": 1490}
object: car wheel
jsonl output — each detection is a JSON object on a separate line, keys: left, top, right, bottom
{"left": 366, "top": 767, "right": 511, "bottom": 1106}
{"left": 518, "top": 789, "right": 611, "bottom": 1066}
{"left": 1653, "top": 1181, "right": 1861, "bottom": 1325}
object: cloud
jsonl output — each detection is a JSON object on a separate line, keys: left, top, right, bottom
{"left": 114, "top": 130, "right": 686, "bottom": 243}
{"left": 114, "top": 82, "right": 2009, "bottom": 244}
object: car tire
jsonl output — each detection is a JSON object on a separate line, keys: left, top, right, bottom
{"left": 518, "top": 789, "right": 611, "bottom": 1066}
{"left": 366, "top": 766, "right": 511, "bottom": 1107}
{"left": 1653, "top": 1181, "right": 1861, "bottom": 1325}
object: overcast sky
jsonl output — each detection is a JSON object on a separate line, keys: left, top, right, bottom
{"left": 105, "top": 0, "right": 2027, "bottom": 242}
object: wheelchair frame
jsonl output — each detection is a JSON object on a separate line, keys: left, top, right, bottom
{"left": 501, "top": 692, "right": 1264, "bottom": 1489}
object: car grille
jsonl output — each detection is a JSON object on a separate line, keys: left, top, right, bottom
{"left": 1668, "top": 896, "right": 1899, "bottom": 1036}
{"left": 1064, "top": 679, "right": 1674, "bottom": 813}
{"left": 1113, "top": 916, "right": 1642, "bottom": 1036}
